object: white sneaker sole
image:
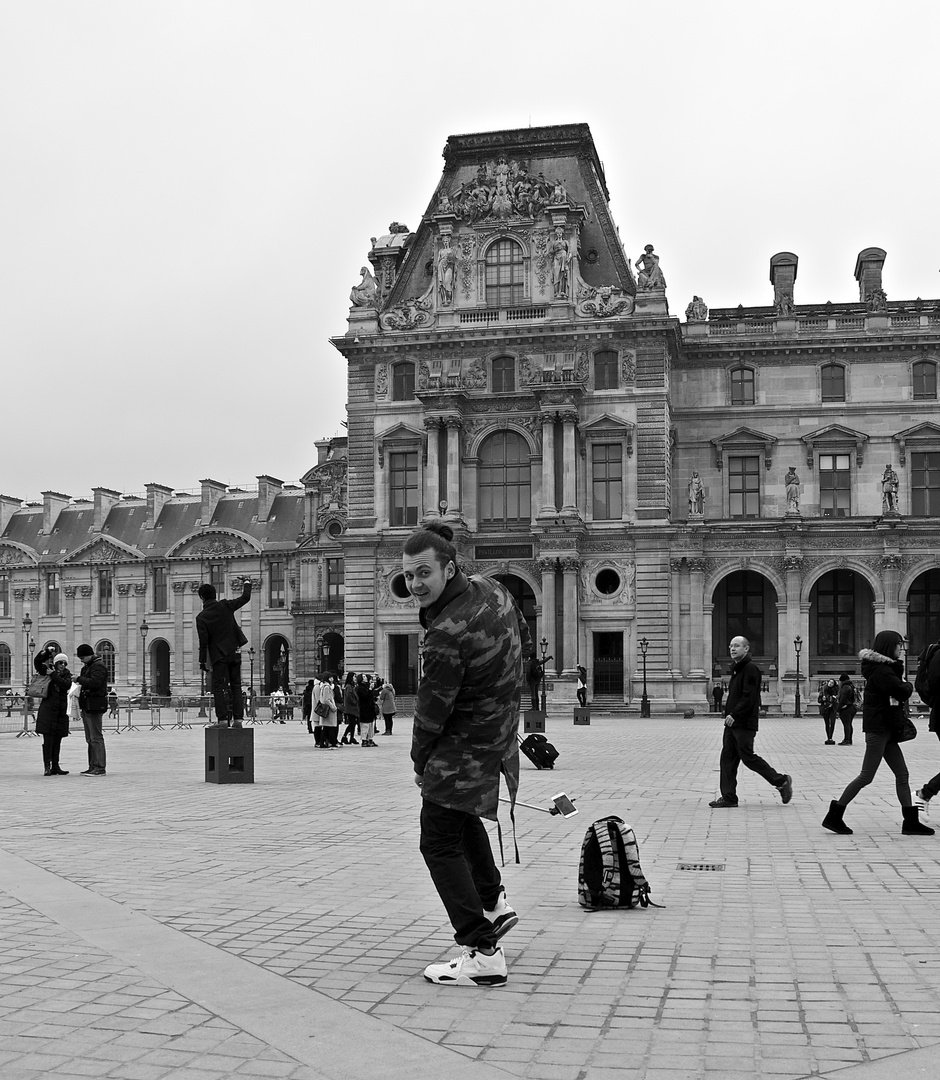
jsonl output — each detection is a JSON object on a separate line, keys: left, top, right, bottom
{"left": 423, "top": 970, "right": 507, "bottom": 986}
{"left": 487, "top": 912, "right": 519, "bottom": 940}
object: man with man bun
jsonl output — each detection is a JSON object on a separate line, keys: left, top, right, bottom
{"left": 403, "top": 520, "right": 531, "bottom": 987}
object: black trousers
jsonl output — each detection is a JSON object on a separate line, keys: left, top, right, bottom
{"left": 210, "top": 657, "right": 243, "bottom": 723}
{"left": 42, "top": 732, "right": 63, "bottom": 767}
{"left": 838, "top": 731, "right": 911, "bottom": 806}
{"left": 719, "top": 725, "right": 786, "bottom": 802}
{"left": 838, "top": 706, "right": 855, "bottom": 743}
{"left": 919, "top": 731, "right": 940, "bottom": 799}
{"left": 419, "top": 799, "right": 502, "bottom": 951}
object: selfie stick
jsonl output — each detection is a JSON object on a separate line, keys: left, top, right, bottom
{"left": 499, "top": 793, "right": 578, "bottom": 816}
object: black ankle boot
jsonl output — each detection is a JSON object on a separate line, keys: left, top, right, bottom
{"left": 822, "top": 800, "right": 853, "bottom": 834}
{"left": 44, "top": 764, "right": 53, "bottom": 776}
{"left": 51, "top": 764, "right": 69, "bottom": 775}
{"left": 902, "top": 806, "right": 935, "bottom": 835}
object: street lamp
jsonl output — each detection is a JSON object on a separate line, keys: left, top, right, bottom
{"left": 794, "top": 634, "right": 803, "bottom": 718}
{"left": 639, "top": 636, "right": 651, "bottom": 718}
{"left": 140, "top": 619, "right": 149, "bottom": 699}
{"left": 248, "top": 647, "right": 256, "bottom": 718}
{"left": 20, "top": 614, "right": 32, "bottom": 736}
{"left": 539, "top": 636, "right": 549, "bottom": 713}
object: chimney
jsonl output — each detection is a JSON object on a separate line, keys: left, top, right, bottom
{"left": 854, "top": 247, "right": 887, "bottom": 303}
{"left": 41, "top": 491, "right": 71, "bottom": 534}
{"left": 200, "top": 479, "right": 226, "bottom": 525}
{"left": 92, "top": 487, "right": 122, "bottom": 532}
{"left": 145, "top": 483, "right": 174, "bottom": 528}
{"left": 0, "top": 494, "right": 23, "bottom": 535}
{"left": 256, "top": 475, "right": 283, "bottom": 523}
{"left": 315, "top": 438, "right": 334, "bottom": 465}
{"left": 769, "top": 252, "right": 798, "bottom": 311}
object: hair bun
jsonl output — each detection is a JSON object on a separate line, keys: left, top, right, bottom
{"left": 424, "top": 520, "right": 454, "bottom": 543}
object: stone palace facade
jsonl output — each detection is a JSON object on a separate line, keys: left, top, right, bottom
{"left": 4, "top": 122, "right": 939, "bottom": 710}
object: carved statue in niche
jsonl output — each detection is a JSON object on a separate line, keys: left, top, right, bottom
{"left": 881, "top": 464, "right": 899, "bottom": 513}
{"left": 349, "top": 266, "right": 378, "bottom": 308}
{"left": 775, "top": 291, "right": 794, "bottom": 317}
{"left": 490, "top": 157, "right": 513, "bottom": 218}
{"left": 785, "top": 467, "right": 801, "bottom": 513}
{"left": 635, "top": 244, "right": 666, "bottom": 290}
{"left": 688, "top": 471, "right": 705, "bottom": 517}
{"left": 549, "top": 178, "right": 568, "bottom": 204}
{"left": 437, "top": 236, "right": 457, "bottom": 306}
{"left": 549, "top": 227, "right": 570, "bottom": 299}
{"left": 685, "top": 296, "right": 708, "bottom": 321}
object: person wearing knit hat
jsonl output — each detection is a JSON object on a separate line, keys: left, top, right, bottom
{"left": 74, "top": 643, "right": 109, "bottom": 776}
{"left": 836, "top": 672, "right": 857, "bottom": 746}
{"left": 33, "top": 646, "right": 73, "bottom": 776}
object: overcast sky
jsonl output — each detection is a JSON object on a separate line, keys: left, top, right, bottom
{"left": 2, "top": 0, "right": 938, "bottom": 503}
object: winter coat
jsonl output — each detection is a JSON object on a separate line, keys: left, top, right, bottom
{"left": 837, "top": 679, "right": 857, "bottom": 716}
{"left": 301, "top": 684, "right": 314, "bottom": 721}
{"left": 412, "top": 571, "right": 532, "bottom": 820}
{"left": 342, "top": 683, "right": 360, "bottom": 718}
{"left": 75, "top": 656, "right": 109, "bottom": 713}
{"left": 859, "top": 648, "right": 913, "bottom": 735}
{"left": 313, "top": 679, "right": 338, "bottom": 727}
{"left": 357, "top": 683, "right": 376, "bottom": 723}
{"left": 723, "top": 654, "right": 763, "bottom": 731}
{"left": 925, "top": 647, "right": 940, "bottom": 733}
{"left": 33, "top": 653, "right": 72, "bottom": 738}
{"left": 817, "top": 685, "right": 838, "bottom": 718}
{"left": 196, "top": 582, "right": 251, "bottom": 665}
{"left": 378, "top": 685, "right": 396, "bottom": 716}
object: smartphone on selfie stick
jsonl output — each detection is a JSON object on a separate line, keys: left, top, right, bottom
{"left": 499, "top": 791, "right": 578, "bottom": 817}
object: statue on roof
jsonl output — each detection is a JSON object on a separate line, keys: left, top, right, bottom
{"left": 867, "top": 288, "right": 888, "bottom": 312}
{"left": 685, "top": 296, "right": 708, "bottom": 322}
{"left": 635, "top": 245, "right": 666, "bottom": 290}
{"left": 775, "top": 291, "right": 794, "bottom": 317}
{"left": 349, "top": 266, "right": 378, "bottom": 308}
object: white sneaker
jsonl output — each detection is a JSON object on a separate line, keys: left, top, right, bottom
{"left": 423, "top": 946, "right": 507, "bottom": 986}
{"left": 483, "top": 889, "right": 519, "bottom": 940}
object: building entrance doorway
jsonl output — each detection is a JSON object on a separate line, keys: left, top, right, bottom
{"left": 593, "top": 632, "right": 624, "bottom": 695}
{"left": 389, "top": 634, "right": 419, "bottom": 694}
{"left": 150, "top": 639, "right": 171, "bottom": 697}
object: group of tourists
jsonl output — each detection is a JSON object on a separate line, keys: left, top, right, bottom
{"left": 30, "top": 643, "right": 110, "bottom": 777}
{"left": 817, "top": 675, "right": 859, "bottom": 745}
{"left": 301, "top": 671, "right": 397, "bottom": 749}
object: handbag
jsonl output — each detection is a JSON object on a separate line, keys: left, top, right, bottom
{"left": 313, "top": 700, "right": 331, "bottom": 718}
{"left": 27, "top": 673, "right": 51, "bottom": 699}
{"left": 896, "top": 713, "right": 918, "bottom": 742}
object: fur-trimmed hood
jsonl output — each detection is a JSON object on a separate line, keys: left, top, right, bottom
{"left": 859, "top": 648, "right": 896, "bottom": 667}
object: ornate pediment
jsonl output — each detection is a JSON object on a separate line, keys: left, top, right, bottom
{"left": 580, "top": 414, "right": 635, "bottom": 458}
{"left": 167, "top": 530, "right": 261, "bottom": 560}
{"left": 376, "top": 423, "right": 426, "bottom": 466}
{"left": 64, "top": 536, "right": 142, "bottom": 565}
{"left": 893, "top": 422, "right": 940, "bottom": 465}
{"left": 301, "top": 457, "right": 347, "bottom": 504}
{"left": 710, "top": 427, "right": 778, "bottom": 470}
{"left": 0, "top": 542, "right": 38, "bottom": 567}
{"left": 800, "top": 423, "right": 868, "bottom": 467}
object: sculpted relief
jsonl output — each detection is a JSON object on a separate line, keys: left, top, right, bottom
{"left": 438, "top": 159, "right": 571, "bottom": 223}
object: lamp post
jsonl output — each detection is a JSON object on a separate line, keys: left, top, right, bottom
{"left": 539, "top": 636, "right": 549, "bottom": 713}
{"left": 793, "top": 634, "right": 803, "bottom": 718}
{"left": 248, "top": 647, "right": 256, "bottom": 718}
{"left": 19, "top": 614, "right": 32, "bottom": 737}
{"left": 140, "top": 619, "right": 149, "bottom": 699}
{"left": 639, "top": 636, "right": 651, "bottom": 718}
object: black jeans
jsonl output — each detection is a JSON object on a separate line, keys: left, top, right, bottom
{"left": 838, "top": 706, "right": 855, "bottom": 744}
{"left": 81, "top": 710, "right": 106, "bottom": 770}
{"left": 838, "top": 731, "right": 911, "bottom": 806}
{"left": 919, "top": 731, "right": 940, "bottom": 799}
{"left": 419, "top": 799, "right": 502, "bottom": 950}
{"left": 719, "top": 725, "right": 786, "bottom": 802}
{"left": 42, "top": 732, "right": 63, "bottom": 767}
{"left": 210, "top": 657, "right": 243, "bottom": 723}
{"left": 821, "top": 708, "right": 837, "bottom": 741}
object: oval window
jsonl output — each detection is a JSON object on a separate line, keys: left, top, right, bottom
{"left": 595, "top": 569, "right": 621, "bottom": 595}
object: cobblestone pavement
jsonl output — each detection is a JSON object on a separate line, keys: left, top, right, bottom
{"left": 3, "top": 714, "right": 940, "bottom": 1080}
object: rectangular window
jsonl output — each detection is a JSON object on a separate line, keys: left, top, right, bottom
{"left": 98, "top": 567, "right": 113, "bottom": 615}
{"left": 913, "top": 362, "right": 938, "bottom": 401}
{"left": 594, "top": 351, "right": 619, "bottom": 391}
{"left": 819, "top": 454, "right": 851, "bottom": 517}
{"left": 816, "top": 569, "right": 856, "bottom": 655}
{"left": 269, "top": 561, "right": 286, "bottom": 608}
{"left": 389, "top": 451, "right": 418, "bottom": 527}
{"left": 152, "top": 566, "right": 167, "bottom": 612}
{"left": 726, "top": 571, "right": 766, "bottom": 656}
{"left": 46, "top": 571, "right": 60, "bottom": 616}
{"left": 912, "top": 452, "right": 940, "bottom": 516}
{"left": 729, "top": 456, "right": 760, "bottom": 518}
{"left": 821, "top": 364, "right": 846, "bottom": 402}
{"left": 591, "top": 444, "right": 623, "bottom": 520}
{"left": 209, "top": 563, "right": 225, "bottom": 599}
{"left": 392, "top": 363, "right": 415, "bottom": 401}
{"left": 326, "top": 558, "right": 344, "bottom": 605}
{"left": 492, "top": 357, "right": 515, "bottom": 393}
{"left": 0, "top": 571, "right": 8, "bottom": 618}
{"left": 731, "top": 368, "right": 755, "bottom": 405}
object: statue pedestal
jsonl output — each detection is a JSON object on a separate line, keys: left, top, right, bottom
{"left": 634, "top": 290, "right": 668, "bottom": 316}
{"left": 346, "top": 306, "right": 378, "bottom": 337}
{"left": 523, "top": 710, "right": 545, "bottom": 734}
{"left": 205, "top": 725, "right": 254, "bottom": 784}
{"left": 784, "top": 510, "right": 802, "bottom": 520}
{"left": 573, "top": 708, "right": 591, "bottom": 726}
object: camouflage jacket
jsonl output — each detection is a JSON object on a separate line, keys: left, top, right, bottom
{"left": 412, "top": 572, "right": 532, "bottom": 819}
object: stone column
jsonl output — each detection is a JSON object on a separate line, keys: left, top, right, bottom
{"left": 117, "top": 582, "right": 132, "bottom": 688}
{"left": 560, "top": 410, "right": 579, "bottom": 514}
{"left": 443, "top": 416, "right": 462, "bottom": 515}
{"left": 424, "top": 417, "right": 441, "bottom": 516}
{"left": 540, "top": 413, "right": 557, "bottom": 514}
{"left": 670, "top": 559, "right": 685, "bottom": 675}
{"left": 783, "top": 555, "right": 805, "bottom": 711}
{"left": 537, "top": 557, "right": 557, "bottom": 676}
{"left": 561, "top": 557, "right": 580, "bottom": 674}
{"left": 688, "top": 559, "right": 707, "bottom": 677}
{"left": 881, "top": 554, "right": 901, "bottom": 627}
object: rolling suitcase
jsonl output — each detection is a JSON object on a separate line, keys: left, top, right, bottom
{"left": 519, "top": 731, "right": 558, "bottom": 770}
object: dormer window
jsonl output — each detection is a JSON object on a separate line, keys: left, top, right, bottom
{"left": 484, "top": 239, "right": 524, "bottom": 307}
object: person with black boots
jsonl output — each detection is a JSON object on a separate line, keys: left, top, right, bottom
{"left": 837, "top": 673, "right": 857, "bottom": 745}
{"left": 301, "top": 679, "right": 316, "bottom": 734}
{"left": 34, "top": 647, "right": 73, "bottom": 776}
{"left": 823, "top": 629, "right": 933, "bottom": 836}
{"left": 915, "top": 641, "right": 940, "bottom": 807}
{"left": 818, "top": 679, "right": 839, "bottom": 744}
{"left": 341, "top": 671, "right": 360, "bottom": 744}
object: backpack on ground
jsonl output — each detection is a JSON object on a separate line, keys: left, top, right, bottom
{"left": 577, "top": 816, "right": 660, "bottom": 911}
{"left": 914, "top": 643, "right": 940, "bottom": 707}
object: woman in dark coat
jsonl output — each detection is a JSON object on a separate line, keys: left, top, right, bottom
{"left": 818, "top": 679, "right": 839, "bottom": 744}
{"left": 823, "top": 630, "right": 933, "bottom": 835}
{"left": 357, "top": 673, "right": 377, "bottom": 747}
{"left": 340, "top": 671, "right": 360, "bottom": 745}
{"left": 34, "top": 647, "right": 73, "bottom": 776}
{"left": 301, "top": 679, "right": 315, "bottom": 734}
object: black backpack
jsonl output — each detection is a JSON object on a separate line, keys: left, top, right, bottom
{"left": 577, "top": 816, "right": 659, "bottom": 911}
{"left": 914, "top": 643, "right": 940, "bottom": 707}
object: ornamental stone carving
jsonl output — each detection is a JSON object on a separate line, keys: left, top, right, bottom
{"left": 83, "top": 540, "right": 122, "bottom": 564}
{"left": 0, "top": 549, "right": 28, "bottom": 566}
{"left": 375, "top": 364, "right": 390, "bottom": 398}
{"left": 188, "top": 538, "right": 243, "bottom": 557}
{"left": 133, "top": 582, "right": 147, "bottom": 595}
{"left": 64, "top": 585, "right": 77, "bottom": 598}
{"left": 79, "top": 586, "right": 92, "bottom": 598}
{"left": 635, "top": 245, "right": 666, "bottom": 290}
{"left": 576, "top": 283, "right": 635, "bottom": 319}
{"left": 685, "top": 296, "right": 708, "bottom": 321}
{"left": 784, "top": 555, "right": 804, "bottom": 572}
{"left": 465, "top": 359, "right": 486, "bottom": 389}
{"left": 12, "top": 588, "right": 26, "bottom": 601}
{"left": 579, "top": 559, "right": 636, "bottom": 605}
{"left": 670, "top": 559, "right": 684, "bottom": 573}
{"left": 437, "top": 236, "right": 457, "bottom": 306}
{"left": 459, "top": 235, "right": 476, "bottom": 299}
{"left": 688, "top": 558, "right": 707, "bottom": 574}
{"left": 444, "top": 161, "right": 566, "bottom": 224}
{"left": 349, "top": 266, "right": 378, "bottom": 308}
{"left": 881, "top": 554, "right": 902, "bottom": 572}
{"left": 116, "top": 583, "right": 132, "bottom": 596}
{"left": 172, "top": 580, "right": 188, "bottom": 593}
{"left": 379, "top": 289, "right": 434, "bottom": 331}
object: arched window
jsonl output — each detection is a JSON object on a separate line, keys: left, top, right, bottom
{"left": 908, "top": 568, "right": 940, "bottom": 656}
{"left": 0, "top": 643, "right": 11, "bottom": 684}
{"left": 821, "top": 363, "right": 845, "bottom": 402}
{"left": 492, "top": 356, "right": 515, "bottom": 393}
{"left": 913, "top": 360, "right": 938, "bottom": 401}
{"left": 730, "top": 367, "right": 755, "bottom": 406}
{"left": 392, "top": 361, "right": 415, "bottom": 401}
{"left": 97, "top": 640, "right": 116, "bottom": 684}
{"left": 479, "top": 431, "right": 531, "bottom": 525}
{"left": 484, "top": 239, "right": 524, "bottom": 308}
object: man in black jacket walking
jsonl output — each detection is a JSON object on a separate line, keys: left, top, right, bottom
{"left": 197, "top": 579, "right": 252, "bottom": 727}
{"left": 709, "top": 636, "right": 793, "bottom": 808}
